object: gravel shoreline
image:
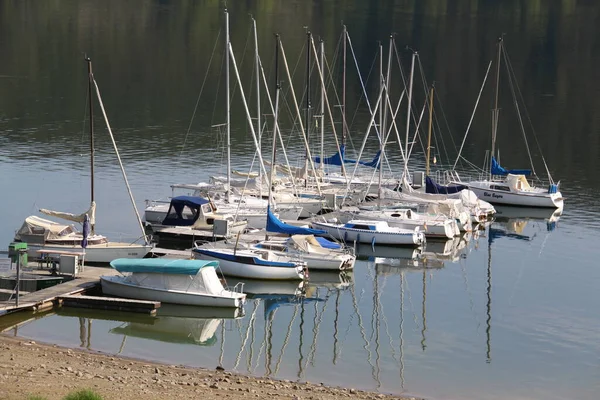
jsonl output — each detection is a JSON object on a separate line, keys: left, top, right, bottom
{"left": 0, "top": 334, "right": 420, "bottom": 400}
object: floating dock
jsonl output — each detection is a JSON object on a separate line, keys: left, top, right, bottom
{"left": 58, "top": 295, "right": 160, "bottom": 315}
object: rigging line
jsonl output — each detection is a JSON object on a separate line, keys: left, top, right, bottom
{"left": 453, "top": 59, "right": 493, "bottom": 170}
{"left": 501, "top": 45, "right": 537, "bottom": 177}
{"left": 180, "top": 29, "right": 222, "bottom": 157}
{"left": 92, "top": 79, "right": 147, "bottom": 243}
{"left": 347, "top": 34, "right": 382, "bottom": 151}
{"left": 416, "top": 58, "right": 452, "bottom": 166}
{"left": 502, "top": 45, "right": 553, "bottom": 181}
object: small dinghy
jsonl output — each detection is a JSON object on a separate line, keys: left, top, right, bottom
{"left": 100, "top": 258, "right": 246, "bottom": 308}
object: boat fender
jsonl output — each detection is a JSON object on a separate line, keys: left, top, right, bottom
{"left": 357, "top": 234, "right": 360, "bottom": 244}
{"left": 371, "top": 236, "right": 376, "bottom": 252}
{"left": 344, "top": 231, "right": 348, "bottom": 243}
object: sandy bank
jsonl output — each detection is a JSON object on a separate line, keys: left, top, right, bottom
{"left": 0, "top": 334, "right": 419, "bottom": 400}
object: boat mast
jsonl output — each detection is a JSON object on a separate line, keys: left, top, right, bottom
{"left": 225, "top": 8, "right": 231, "bottom": 203}
{"left": 404, "top": 50, "right": 416, "bottom": 181}
{"left": 425, "top": 83, "right": 434, "bottom": 176}
{"left": 319, "top": 38, "right": 325, "bottom": 173}
{"left": 304, "top": 30, "right": 312, "bottom": 185}
{"left": 379, "top": 35, "right": 393, "bottom": 208}
{"left": 253, "top": 17, "right": 262, "bottom": 195}
{"left": 86, "top": 57, "right": 95, "bottom": 234}
{"left": 342, "top": 25, "right": 347, "bottom": 148}
{"left": 490, "top": 36, "right": 502, "bottom": 180}
{"left": 267, "top": 34, "right": 281, "bottom": 241}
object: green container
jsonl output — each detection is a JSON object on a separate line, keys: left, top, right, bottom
{"left": 8, "top": 242, "right": 28, "bottom": 266}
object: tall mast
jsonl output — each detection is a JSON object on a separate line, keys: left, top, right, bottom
{"left": 379, "top": 35, "right": 393, "bottom": 208}
{"left": 267, "top": 34, "right": 281, "bottom": 241}
{"left": 319, "top": 38, "right": 325, "bottom": 173}
{"left": 404, "top": 50, "right": 416, "bottom": 180}
{"left": 379, "top": 42, "right": 383, "bottom": 155}
{"left": 253, "top": 17, "right": 262, "bottom": 194}
{"left": 304, "top": 30, "right": 312, "bottom": 184}
{"left": 342, "top": 25, "right": 347, "bottom": 147}
{"left": 225, "top": 8, "right": 231, "bottom": 203}
{"left": 86, "top": 57, "right": 95, "bottom": 234}
{"left": 425, "top": 83, "right": 434, "bottom": 176}
{"left": 490, "top": 36, "right": 503, "bottom": 180}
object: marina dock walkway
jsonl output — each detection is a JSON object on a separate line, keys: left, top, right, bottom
{"left": 0, "top": 264, "right": 117, "bottom": 315}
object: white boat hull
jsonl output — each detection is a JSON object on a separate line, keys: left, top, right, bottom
{"left": 467, "top": 183, "right": 563, "bottom": 208}
{"left": 311, "top": 222, "right": 425, "bottom": 246}
{"left": 27, "top": 243, "right": 152, "bottom": 264}
{"left": 101, "top": 275, "right": 245, "bottom": 308}
{"left": 193, "top": 251, "right": 306, "bottom": 281}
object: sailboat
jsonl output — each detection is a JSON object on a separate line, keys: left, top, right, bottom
{"left": 449, "top": 37, "right": 563, "bottom": 209}
{"left": 13, "top": 58, "right": 152, "bottom": 263}
{"left": 193, "top": 27, "right": 308, "bottom": 282}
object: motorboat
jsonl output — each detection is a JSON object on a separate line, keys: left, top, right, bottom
{"left": 100, "top": 258, "right": 246, "bottom": 308}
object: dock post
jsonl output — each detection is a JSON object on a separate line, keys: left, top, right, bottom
{"left": 15, "top": 249, "right": 25, "bottom": 306}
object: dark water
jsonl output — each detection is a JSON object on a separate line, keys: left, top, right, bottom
{"left": 1, "top": 2, "right": 600, "bottom": 399}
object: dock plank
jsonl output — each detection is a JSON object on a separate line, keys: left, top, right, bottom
{"left": 58, "top": 295, "right": 160, "bottom": 315}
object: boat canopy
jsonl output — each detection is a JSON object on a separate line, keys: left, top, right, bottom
{"left": 506, "top": 174, "right": 532, "bottom": 191}
{"left": 162, "top": 196, "right": 209, "bottom": 226}
{"left": 491, "top": 157, "right": 531, "bottom": 176}
{"left": 312, "top": 145, "right": 381, "bottom": 169}
{"left": 425, "top": 176, "right": 467, "bottom": 194}
{"left": 15, "top": 215, "right": 77, "bottom": 241}
{"left": 110, "top": 258, "right": 219, "bottom": 275}
{"left": 314, "top": 236, "right": 342, "bottom": 249}
{"left": 266, "top": 206, "right": 326, "bottom": 236}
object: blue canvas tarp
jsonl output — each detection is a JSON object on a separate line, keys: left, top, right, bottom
{"left": 425, "top": 176, "right": 467, "bottom": 194}
{"left": 491, "top": 157, "right": 531, "bottom": 176}
{"left": 110, "top": 258, "right": 219, "bottom": 275}
{"left": 161, "top": 195, "right": 209, "bottom": 226}
{"left": 266, "top": 206, "right": 326, "bottom": 236}
{"left": 313, "top": 145, "right": 381, "bottom": 169}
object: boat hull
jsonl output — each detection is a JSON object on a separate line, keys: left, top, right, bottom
{"left": 27, "top": 243, "right": 152, "bottom": 264}
{"left": 467, "top": 183, "right": 563, "bottom": 208}
{"left": 100, "top": 275, "right": 245, "bottom": 308}
{"left": 193, "top": 250, "right": 306, "bottom": 280}
{"left": 311, "top": 222, "right": 425, "bottom": 246}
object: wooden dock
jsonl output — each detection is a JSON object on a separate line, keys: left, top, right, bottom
{"left": 0, "top": 265, "right": 117, "bottom": 315}
{"left": 58, "top": 295, "right": 160, "bottom": 315}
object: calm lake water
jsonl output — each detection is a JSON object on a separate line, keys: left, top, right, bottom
{"left": 1, "top": 1, "right": 600, "bottom": 399}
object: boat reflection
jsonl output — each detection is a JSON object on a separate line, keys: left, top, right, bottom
{"left": 493, "top": 204, "right": 563, "bottom": 223}
{"left": 355, "top": 242, "right": 423, "bottom": 262}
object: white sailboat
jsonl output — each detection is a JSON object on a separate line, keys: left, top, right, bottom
{"left": 449, "top": 37, "right": 563, "bottom": 209}
{"left": 14, "top": 58, "right": 152, "bottom": 263}
{"left": 311, "top": 219, "right": 425, "bottom": 246}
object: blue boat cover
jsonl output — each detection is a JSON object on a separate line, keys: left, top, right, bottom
{"left": 312, "top": 145, "right": 381, "bottom": 169}
{"left": 110, "top": 258, "right": 219, "bottom": 275}
{"left": 425, "top": 176, "right": 467, "bottom": 194}
{"left": 314, "top": 236, "right": 341, "bottom": 249}
{"left": 161, "top": 195, "right": 210, "bottom": 226}
{"left": 490, "top": 157, "right": 532, "bottom": 176}
{"left": 266, "top": 206, "right": 326, "bottom": 235}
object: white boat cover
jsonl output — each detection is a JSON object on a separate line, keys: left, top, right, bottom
{"left": 123, "top": 267, "right": 226, "bottom": 296}
{"left": 39, "top": 201, "right": 96, "bottom": 225}
{"left": 15, "top": 215, "right": 76, "bottom": 241}
{"left": 506, "top": 174, "right": 532, "bottom": 191}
